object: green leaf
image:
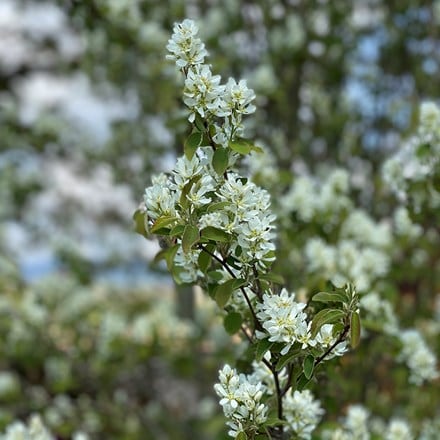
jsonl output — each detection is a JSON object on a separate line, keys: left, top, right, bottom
{"left": 236, "top": 432, "right": 247, "bottom": 440}
{"left": 197, "top": 250, "right": 212, "bottom": 273}
{"left": 133, "top": 209, "right": 149, "bottom": 238}
{"left": 207, "top": 201, "right": 232, "bottom": 213}
{"left": 151, "top": 216, "right": 178, "bottom": 233}
{"left": 229, "top": 138, "right": 252, "bottom": 155}
{"left": 207, "top": 270, "right": 224, "bottom": 282}
{"left": 350, "top": 312, "right": 361, "bottom": 348}
{"left": 215, "top": 279, "right": 244, "bottom": 308}
{"left": 224, "top": 312, "right": 243, "bottom": 334}
{"left": 194, "top": 113, "right": 205, "bottom": 131}
{"left": 182, "top": 225, "right": 199, "bottom": 253}
{"left": 311, "top": 309, "right": 345, "bottom": 338}
{"left": 312, "top": 291, "right": 347, "bottom": 304}
{"left": 258, "top": 272, "right": 285, "bottom": 285}
{"left": 201, "top": 226, "right": 230, "bottom": 242}
{"left": 276, "top": 349, "right": 301, "bottom": 371}
{"left": 251, "top": 145, "right": 264, "bottom": 154}
{"left": 154, "top": 244, "right": 179, "bottom": 270}
{"left": 255, "top": 339, "right": 273, "bottom": 362}
{"left": 303, "top": 355, "right": 315, "bottom": 380}
{"left": 184, "top": 132, "right": 203, "bottom": 159}
{"left": 169, "top": 224, "right": 185, "bottom": 237}
{"left": 296, "top": 373, "right": 312, "bottom": 391}
{"left": 212, "top": 147, "right": 229, "bottom": 175}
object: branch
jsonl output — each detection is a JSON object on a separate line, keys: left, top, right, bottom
{"left": 314, "top": 324, "right": 350, "bottom": 368}
{"left": 199, "top": 244, "right": 263, "bottom": 331}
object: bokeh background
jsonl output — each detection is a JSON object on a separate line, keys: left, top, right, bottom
{"left": 0, "top": 1, "right": 439, "bottom": 439}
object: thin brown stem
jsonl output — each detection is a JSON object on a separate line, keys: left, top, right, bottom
{"left": 199, "top": 244, "right": 262, "bottom": 331}
{"left": 314, "top": 324, "right": 350, "bottom": 368}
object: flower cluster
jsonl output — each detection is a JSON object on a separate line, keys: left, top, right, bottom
{"left": 0, "top": 415, "right": 54, "bottom": 440}
{"left": 143, "top": 155, "right": 276, "bottom": 283}
{"left": 256, "top": 289, "right": 348, "bottom": 358}
{"left": 166, "top": 18, "right": 256, "bottom": 143}
{"left": 360, "top": 292, "right": 398, "bottom": 335}
{"left": 280, "top": 168, "right": 351, "bottom": 224}
{"left": 283, "top": 389, "right": 324, "bottom": 439}
{"left": 304, "top": 209, "right": 391, "bottom": 292}
{"left": 256, "top": 288, "right": 313, "bottom": 354}
{"left": 214, "top": 364, "right": 268, "bottom": 438}
{"left": 382, "top": 101, "right": 440, "bottom": 208}
{"left": 398, "top": 329, "right": 438, "bottom": 385}
{"left": 325, "top": 404, "right": 370, "bottom": 440}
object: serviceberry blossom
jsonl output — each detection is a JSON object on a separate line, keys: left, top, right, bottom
{"left": 283, "top": 389, "right": 324, "bottom": 439}
{"left": 166, "top": 19, "right": 207, "bottom": 68}
{"left": 143, "top": 173, "right": 178, "bottom": 221}
{"left": 0, "top": 415, "right": 54, "bottom": 440}
{"left": 214, "top": 364, "right": 268, "bottom": 438}
{"left": 360, "top": 292, "right": 398, "bottom": 335}
{"left": 183, "top": 64, "right": 225, "bottom": 122}
{"left": 314, "top": 324, "right": 348, "bottom": 359}
{"left": 256, "top": 289, "right": 314, "bottom": 355}
{"left": 382, "top": 101, "right": 440, "bottom": 207}
{"left": 385, "top": 419, "right": 413, "bottom": 440}
{"left": 398, "top": 329, "right": 438, "bottom": 385}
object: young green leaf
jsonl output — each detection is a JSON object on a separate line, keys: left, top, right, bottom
{"left": 258, "top": 272, "right": 285, "bottom": 285}
{"left": 169, "top": 224, "right": 185, "bottom": 236}
{"left": 311, "top": 309, "right": 345, "bottom": 338}
{"left": 236, "top": 432, "right": 247, "bottom": 440}
{"left": 350, "top": 312, "right": 361, "bottom": 348}
{"left": 133, "top": 209, "right": 149, "bottom": 238}
{"left": 229, "top": 138, "right": 252, "bottom": 155}
{"left": 215, "top": 279, "right": 235, "bottom": 308}
{"left": 151, "top": 216, "right": 178, "bottom": 233}
{"left": 212, "top": 147, "right": 229, "bottom": 175}
{"left": 201, "top": 226, "right": 230, "bottom": 242}
{"left": 224, "top": 312, "right": 243, "bottom": 334}
{"left": 296, "top": 373, "right": 312, "bottom": 391}
{"left": 255, "top": 339, "right": 273, "bottom": 362}
{"left": 312, "top": 291, "right": 347, "bottom": 303}
{"left": 215, "top": 279, "right": 244, "bottom": 308}
{"left": 184, "top": 132, "right": 203, "bottom": 159}
{"left": 303, "top": 355, "right": 315, "bottom": 380}
{"left": 182, "top": 225, "right": 199, "bottom": 253}
{"left": 197, "top": 250, "right": 212, "bottom": 273}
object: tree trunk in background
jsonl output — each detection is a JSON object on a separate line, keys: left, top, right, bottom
{"left": 175, "top": 284, "right": 195, "bottom": 320}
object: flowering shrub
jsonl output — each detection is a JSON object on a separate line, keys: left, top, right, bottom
{"left": 136, "top": 19, "right": 370, "bottom": 440}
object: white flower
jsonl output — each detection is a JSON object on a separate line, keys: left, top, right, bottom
{"left": 399, "top": 329, "right": 439, "bottom": 385}
{"left": 256, "top": 289, "right": 312, "bottom": 355}
{"left": 1, "top": 415, "right": 54, "bottom": 440}
{"left": 183, "top": 64, "right": 225, "bottom": 122}
{"left": 214, "top": 364, "right": 268, "bottom": 438}
{"left": 385, "top": 419, "right": 413, "bottom": 440}
{"left": 344, "top": 405, "right": 370, "bottom": 439}
{"left": 283, "top": 389, "right": 324, "bottom": 439}
{"left": 166, "top": 19, "right": 207, "bottom": 68}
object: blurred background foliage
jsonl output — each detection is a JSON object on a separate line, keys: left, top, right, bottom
{"left": 0, "top": 0, "right": 439, "bottom": 439}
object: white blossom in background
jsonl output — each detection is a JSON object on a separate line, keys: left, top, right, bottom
{"left": 385, "top": 419, "right": 413, "bottom": 440}
{"left": 360, "top": 292, "right": 398, "bottom": 335}
{"left": 398, "top": 329, "right": 438, "bottom": 385}
{"left": 0, "top": 0, "right": 82, "bottom": 74}
{"left": 14, "top": 73, "right": 138, "bottom": 145}
{"left": 214, "top": 364, "right": 268, "bottom": 438}
{"left": 283, "top": 389, "right": 324, "bottom": 439}
{"left": 383, "top": 101, "right": 440, "bottom": 207}
{"left": 281, "top": 169, "right": 351, "bottom": 224}
{"left": 0, "top": 415, "right": 54, "bottom": 440}
{"left": 344, "top": 405, "right": 370, "bottom": 440}
{"left": 393, "top": 207, "right": 422, "bottom": 239}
